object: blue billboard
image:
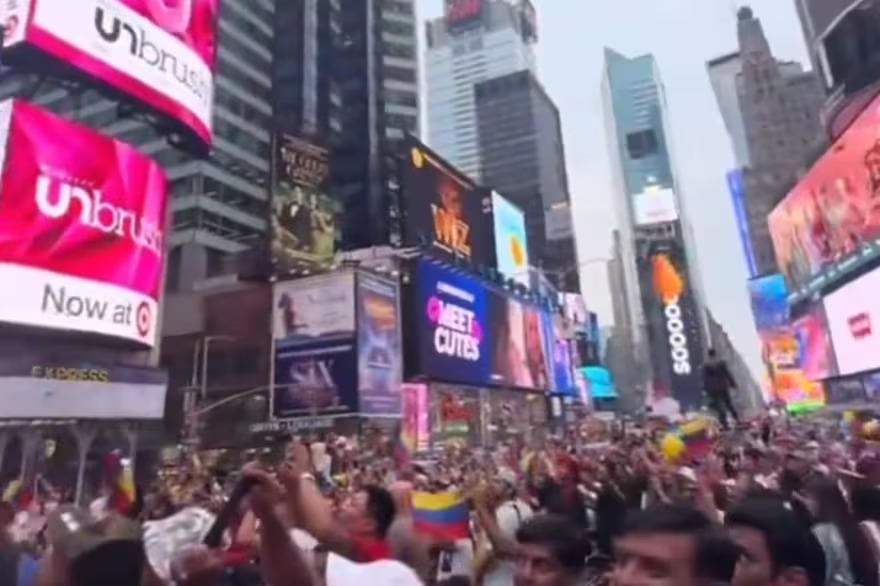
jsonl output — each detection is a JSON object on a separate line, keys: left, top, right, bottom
{"left": 417, "top": 260, "right": 490, "bottom": 386}
{"left": 272, "top": 340, "right": 358, "bottom": 418}
{"left": 356, "top": 274, "right": 403, "bottom": 417}
{"left": 582, "top": 366, "right": 617, "bottom": 399}
{"left": 726, "top": 170, "right": 758, "bottom": 278}
{"left": 553, "top": 339, "right": 575, "bottom": 395}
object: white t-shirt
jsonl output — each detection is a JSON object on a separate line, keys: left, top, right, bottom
{"left": 482, "top": 499, "right": 533, "bottom": 586}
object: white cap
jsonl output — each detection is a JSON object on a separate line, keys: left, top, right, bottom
{"left": 326, "top": 554, "right": 423, "bottom": 586}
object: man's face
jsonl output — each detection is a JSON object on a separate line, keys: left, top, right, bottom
{"left": 339, "top": 490, "right": 374, "bottom": 536}
{"left": 612, "top": 533, "right": 700, "bottom": 586}
{"left": 514, "top": 542, "right": 575, "bottom": 586}
{"left": 728, "top": 526, "right": 773, "bottom": 586}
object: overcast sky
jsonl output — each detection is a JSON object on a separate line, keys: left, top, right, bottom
{"left": 416, "top": 0, "right": 812, "bottom": 378}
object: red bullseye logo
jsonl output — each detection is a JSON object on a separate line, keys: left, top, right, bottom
{"left": 136, "top": 301, "right": 152, "bottom": 338}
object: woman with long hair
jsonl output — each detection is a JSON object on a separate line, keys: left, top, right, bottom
{"left": 803, "top": 477, "right": 879, "bottom": 586}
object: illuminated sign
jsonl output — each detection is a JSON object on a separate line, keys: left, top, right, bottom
{"left": 432, "top": 203, "right": 472, "bottom": 258}
{"left": 653, "top": 254, "right": 692, "bottom": 376}
{"left": 445, "top": 0, "right": 483, "bottom": 32}
{"left": 31, "top": 366, "right": 110, "bottom": 382}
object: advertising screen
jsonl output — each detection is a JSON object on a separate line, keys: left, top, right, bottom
{"left": 272, "top": 340, "right": 358, "bottom": 419}
{"left": 356, "top": 273, "right": 402, "bottom": 416}
{"left": 271, "top": 134, "right": 335, "bottom": 271}
{"left": 824, "top": 378, "right": 867, "bottom": 406}
{"left": 1, "top": 0, "right": 219, "bottom": 147}
{"left": 562, "top": 293, "right": 588, "bottom": 333}
{"left": 492, "top": 191, "right": 529, "bottom": 285}
{"left": 272, "top": 273, "right": 356, "bottom": 418}
{"left": 445, "top": 0, "right": 483, "bottom": 34}
{"left": 792, "top": 304, "right": 836, "bottom": 381}
{"left": 402, "top": 137, "right": 493, "bottom": 266}
{"left": 633, "top": 186, "right": 679, "bottom": 226}
{"left": 824, "top": 266, "right": 880, "bottom": 376}
{"left": 581, "top": 366, "right": 616, "bottom": 399}
{"left": 401, "top": 383, "right": 429, "bottom": 453}
{"left": 487, "top": 290, "right": 553, "bottom": 391}
{"left": 0, "top": 99, "right": 167, "bottom": 346}
{"left": 748, "top": 274, "right": 827, "bottom": 407}
{"left": 553, "top": 339, "right": 574, "bottom": 395}
{"left": 768, "top": 92, "right": 880, "bottom": 303}
{"left": 726, "top": 170, "right": 758, "bottom": 278}
{"left": 642, "top": 241, "right": 705, "bottom": 411}
{"left": 417, "top": 260, "right": 489, "bottom": 386}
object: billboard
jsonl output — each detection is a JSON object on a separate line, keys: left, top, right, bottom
{"left": 726, "top": 169, "right": 758, "bottom": 278}
{"left": 747, "top": 274, "right": 827, "bottom": 407}
{"left": 768, "top": 92, "right": 880, "bottom": 303}
{"left": 0, "top": 356, "right": 167, "bottom": 419}
{"left": 356, "top": 273, "right": 402, "bottom": 416}
{"left": 402, "top": 137, "right": 493, "bottom": 266}
{"left": 1, "top": 0, "right": 219, "bottom": 147}
{"left": 0, "top": 100, "right": 166, "bottom": 346}
{"left": 633, "top": 186, "right": 679, "bottom": 226}
{"left": 487, "top": 290, "right": 553, "bottom": 391}
{"left": 581, "top": 366, "right": 616, "bottom": 399}
{"left": 272, "top": 273, "right": 356, "bottom": 418}
{"left": 444, "top": 0, "right": 483, "bottom": 34}
{"left": 270, "top": 134, "right": 335, "bottom": 270}
{"left": 553, "top": 339, "right": 574, "bottom": 395}
{"left": 400, "top": 383, "right": 430, "bottom": 453}
{"left": 417, "top": 260, "right": 489, "bottom": 386}
{"left": 492, "top": 191, "right": 529, "bottom": 285}
{"left": 824, "top": 266, "right": 880, "bottom": 376}
{"left": 641, "top": 240, "right": 704, "bottom": 411}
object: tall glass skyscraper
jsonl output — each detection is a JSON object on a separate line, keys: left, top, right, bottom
{"left": 601, "top": 48, "right": 708, "bottom": 412}
{"left": 425, "top": 0, "right": 536, "bottom": 182}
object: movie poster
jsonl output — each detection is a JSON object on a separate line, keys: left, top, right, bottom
{"left": 487, "top": 291, "right": 552, "bottom": 391}
{"left": 271, "top": 133, "right": 336, "bottom": 270}
{"left": 356, "top": 273, "right": 403, "bottom": 416}
{"left": 272, "top": 341, "right": 358, "bottom": 418}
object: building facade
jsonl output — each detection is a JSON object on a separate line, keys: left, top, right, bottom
{"left": 709, "top": 7, "right": 824, "bottom": 276}
{"left": 794, "top": 0, "right": 856, "bottom": 77}
{"left": 602, "top": 48, "right": 708, "bottom": 412}
{"left": 425, "top": 0, "right": 537, "bottom": 182}
{"left": 474, "top": 70, "right": 580, "bottom": 292}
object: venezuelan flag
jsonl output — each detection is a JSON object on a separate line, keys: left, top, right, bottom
{"left": 412, "top": 491, "right": 470, "bottom": 541}
{"left": 679, "top": 418, "right": 711, "bottom": 460}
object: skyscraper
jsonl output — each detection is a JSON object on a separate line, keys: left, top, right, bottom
{"left": 708, "top": 7, "right": 824, "bottom": 276}
{"left": 474, "top": 70, "right": 580, "bottom": 292}
{"left": 425, "top": 0, "right": 537, "bottom": 182}
{"left": 602, "top": 48, "right": 707, "bottom": 412}
{"left": 794, "top": 0, "right": 855, "bottom": 77}
{"left": 272, "top": 0, "right": 420, "bottom": 252}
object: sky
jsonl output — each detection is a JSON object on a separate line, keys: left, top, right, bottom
{"left": 416, "top": 0, "right": 813, "bottom": 378}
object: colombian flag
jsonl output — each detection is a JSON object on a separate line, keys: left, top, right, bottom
{"left": 412, "top": 491, "right": 470, "bottom": 541}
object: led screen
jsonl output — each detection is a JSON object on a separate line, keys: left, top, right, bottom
{"left": 824, "top": 267, "right": 880, "bottom": 376}
{"left": 0, "top": 99, "right": 167, "bottom": 346}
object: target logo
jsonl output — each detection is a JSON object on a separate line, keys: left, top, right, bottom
{"left": 136, "top": 301, "right": 152, "bottom": 338}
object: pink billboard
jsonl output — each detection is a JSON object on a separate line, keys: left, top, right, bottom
{"left": 0, "top": 99, "right": 167, "bottom": 346}
{"left": 1, "top": 0, "right": 219, "bottom": 147}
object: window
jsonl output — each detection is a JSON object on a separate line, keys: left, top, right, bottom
{"left": 625, "top": 129, "right": 658, "bottom": 160}
{"left": 385, "top": 65, "right": 417, "bottom": 83}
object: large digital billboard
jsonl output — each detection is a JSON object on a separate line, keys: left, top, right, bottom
{"left": 415, "top": 259, "right": 554, "bottom": 391}
{"left": 639, "top": 239, "right": 704, "bottom": 411}
{"left": 747, "top": 273, "right": 827, "bottom": 407}
{"left": 0, "top": 99, "right": 167, "bottom": 346}
{"left": 356, "top": 273, "right": 402, "bottom": 417}
{"left": 417, "top": 260, "right": 489, "bottom": 386}
{"left": 271, "top": 134, "right": 336, "bottom": 271}
{"left": 726, "top": 169, "right": 758, "bottom": 278}
{"left": 402, "top": 136, "right": 493, "bottom": 267}
{"left": 1, "top": 0, "right": 219, "bottom": 147}
{"left": 272, "top": 273, "right": 357, "bottom": 418}
{"left": 487, "top": 290, "right": 553, "bottom": 391}
{"left": 491, "top": 191, "right": 529, "bottom": 285}
{"left": 824, "top": 266, "right": 880, "bottom": 377}
{"left": 768, "top": 92, "right": 880, "bottom": 303}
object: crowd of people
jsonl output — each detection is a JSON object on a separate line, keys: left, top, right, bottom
{"left": 2, "top": 411, "right": 880, "bottom": 586}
